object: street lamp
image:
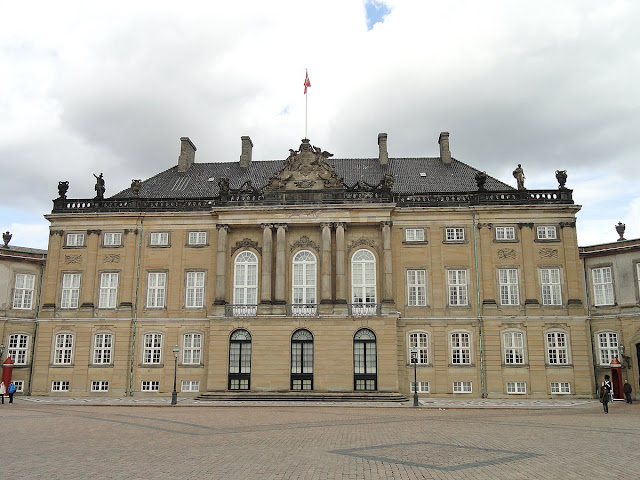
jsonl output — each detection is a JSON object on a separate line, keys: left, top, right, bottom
{"left": 171, "top": 345, "right": 179, "bottom": 405}
{"left": 411, "top": 347, "right": 419, "bottom": 407}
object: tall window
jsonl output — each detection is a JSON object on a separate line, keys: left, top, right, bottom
{"left": 546, "top": 331, "right": 568, "bottom": 365}
{"left": 147, "top": 272, "right": 166, "bottom": 308}
{"left": 450, "top": 332, "right": 471, "bottom": 364}
{"left": 499, "top": 268, "right": 519, "bottom": 305}
{"left": 183, "top": 333, "right": 202, "bottom": 365}
{"left": 185, "top": 271, "right": 205, "bottom": 308}
{"left": 98, "top": 272, "right": 119, "bottom": 309}
{"left": 407, "top": 270, "right": 426, "bottom": 306}
{"left": 354, "top": 328, "right": 377, "bottom": 391}
{"left": 408, "top": 332, "right": 428, "bottom": 364}
{"left": 233, "top": 251, "right": 258, "bottom": 316}
{"left": 592, "top": 267, "right": 614, "bottom": 306}
{"left": 61, "top": 273, "right": 81, "bottom": 309}
{"left": 292, "top": 250, "right": 317, "bottom": 315}
{"left": 93, "top": 333, "right": 113, "bottom": 364}
{"left": 229, "top": 329, "right": 251, "bottom": 390}
{"left": 143, "top": 333, "right": 163, "bottom": 364}
{"left": 351, "top": 250, "right": 377, "bottom": 314}
{"left": 503, "top": 331, "right": 524, "bottom": 365}
{"left": 291, "top": 329, "right": 314, "bottom": 390}
{"left": 598, "top": 332, "right": 619, "bottom": 366}
{"left": 540, "top": 268, "right": 562, "bottom": 305}
{"left": 8, "top": 333, "right": 29, "bottom": 365}
{"left": 103, "top": 232, "right": 122, "bottom": 246}
{"left": 13, "top": 273, "right": 35, "bottom": 309}
{"left": 53, "top": 333, "right": 74, "bottom": 365}
{"left": 447, "top": 269, "right": 468, "bottom": 306}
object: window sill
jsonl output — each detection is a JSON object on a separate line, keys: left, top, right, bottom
{"left": 88, "top": 364, "right": 114, "bottom": 368}
{"left": 545, "top": 364, "right": 573, "bottom": 368}
{"left": 139, "top": 364, "right": 165, "bottom": 368}
{"left": 179, "top": 363, "right": 205, "bottom": 368}
{"left": 50, "top": 364, "right": 75, "bottom": 368}
{"left": 448, "top": 363, "right": 475, "bottom": 368}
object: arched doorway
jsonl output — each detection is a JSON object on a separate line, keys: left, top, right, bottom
{"left": 228, "top": 329, "right": 251, "bottom": 390}
{"left": 354, "top": 328, "right": 377, "bottom": 391}
{"left": 291, "top": 329, "right": 314, "bottom": 390}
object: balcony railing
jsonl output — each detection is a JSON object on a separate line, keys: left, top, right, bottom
{"left": 286, "top": 304, "right": 319, "bottom": 317}
{"left": 348, "top": 303, "right": 382, "bottom": 316}
{"left": 225, "top": 304, "right": 258, "bottom": 317}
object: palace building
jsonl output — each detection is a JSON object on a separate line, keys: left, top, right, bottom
{"left": 5, "top": 132, "right": 609, "bottom": 398}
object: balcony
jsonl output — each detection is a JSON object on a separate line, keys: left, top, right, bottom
{"left": 348, "top": 303, "right": 382, "bottom": 316}
{"left": 285, "top": 304, "right": 319, "bottom": 317}
{"left": 225, "top": 304, "right": 258, "bottom": 317}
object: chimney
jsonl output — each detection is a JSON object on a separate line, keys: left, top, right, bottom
{"left": 177, "top": 137, "right": 197, "bottom": 172}
{"left": 378, "top": 133, "right": 389, "bottom": 165}
{"left": 439, "top": 132, "right": 451, "bottom": 164}
{"left": 239, "top": 136, "right": 253, "bottom": 169}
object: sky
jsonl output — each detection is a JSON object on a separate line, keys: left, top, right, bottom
{"left": 1, "top": 0, "right": 639, "bottom": 250}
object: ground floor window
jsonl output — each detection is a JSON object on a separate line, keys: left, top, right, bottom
{"left": 181, "top": 380, "right": 200, "bottom": 392}
{"left": 506, "top": 382, "right": 527, "bottom": 394}
{"left": 550, "top": 382, "right": 571, "bottom": 394}
{"left": 410, "top": 381, "right": 430, "bottom": 393}
{"left": 141, "top": 381, "right": 160, "bottom": 392}
{"left": 91, "top": 381, "right": 109, "bottom": 392}
{"left": 13, "top": 381, "right": 24, "bottom": 393}
{"left": 52, "top": 381, "right": 69, "bottom": 392}
{"left": 453, "top": 381, "right": 472, "bottom": 393}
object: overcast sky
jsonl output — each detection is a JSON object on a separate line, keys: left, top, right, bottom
{"left": 2, "top": 0, "right": 639, "bottom": 250}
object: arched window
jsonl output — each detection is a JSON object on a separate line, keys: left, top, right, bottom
{"left": 354, "top": 328, "right": 377, "bottom": 391}
{"left": 351, "top": 249, "right": 377, "bottom": 315}
{"left": 291, "top": 329, "right": 314, "bottom": 390}
{"left": 229, "top": 329, "right": 252, "bottom": 390}
{"left": 292, "top": 250, "right": 317, "bottom": 316}
{"left": 233, "top": 251, "right": 258, "bottom": 316}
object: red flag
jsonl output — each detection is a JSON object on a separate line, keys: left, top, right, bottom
{"left": 304, "top": 70, "right": 311, "bottom": 94}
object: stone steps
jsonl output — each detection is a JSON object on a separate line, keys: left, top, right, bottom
{"left": 195, "top": 391, "right": 409, "bottom": 403}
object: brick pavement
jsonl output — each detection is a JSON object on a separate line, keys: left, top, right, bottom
{"left": 1, "top": 400, "right": 638, "bottom": 479}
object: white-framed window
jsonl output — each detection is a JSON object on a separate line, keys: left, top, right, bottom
{"left": 405, "top": 228, "right": 425, "bottom": 242}
{"left": 546, "top": 331, "right": 569, "bottom": 365}
{"left": 450, "top": 332, "right": 471, "bottom": 365}
{"left": 506, "top": 382, "right": 527, "bottom": 394}
{"left": 292, "top": 250, "right": 317, "bottom": 314}
{"left": 503, "top": 331, "right": 525, "bottom": 365}
{"left": 91, "top": 381, "right": 109, "bottom": 392}
{"left": 445, "top": 227, "right": 465, "bottom": 242}
{"left": 181, "top": 380, "right": 200, "bottom": 392}
{"left": 60, "top": 273, "right": 81, "bottom": 309}
{"left": 185, "top": 271, "right": 205, "bottom": 308}
{"left": 143, "top": 333, "right": 163, "bottom": 365}
{"left": 147, "top": 272, "right": 166, "bottom": 308}
{"left": 150, "top": 232, "right": 169, "bottom": 246}
{"left": 447, "top": 269, "right": 468, "bottom": 306}
{"left": 499, "top": 268, "right": 520, "bottom": 305}
{"left": 536, "top": 226, "right": 557, "bottom": 240}
{"left": 407, "top": 269, "right": 426, "bottom": 306}
{"left": 188, "top": 231, "right": 207, "bottom": 245}
{"left": 637, "top": 263, "right": 640, "bottom": 299}
{"left": 103, "top": 232, "right": 122, "bottom": 246}
{"left": 233, "top": 251, "right": 258, "bottom": 315}
{"left": 53, "top": 333, "right": 74, "bottom": 365}
{"left": 495, "top": 226, "right": 516, "bottom": 241}
{"left": 13, "top": 273, "right": 35, "bottom": 309}
{"left": 408, "top": 332, "right": 428, "bottom": 364}
{"left": 592, "top": 267, "right": 614, "bottom": 306}
{"left": 8, "top": 333, "right": 30, "bottom": 365}
{"left": 51, "top": 381, "right": 70, "bottom": 392}
{"left": 550, "top": 382, "right": 571, "bottom": 394}
{"left": 182, "top": 333, "right": 202, "bottom": 365}
{"left": 66, "top": 233, "right": 85, "bottom": 247}
{"left": 351, "top": 249, "right": 377, "bottom": 314}
{"left": 98, "top": 272, "right": 119, "bottom": 309}
{"left": 540, "top": 268, "right": 562, "bottom": 305}
{"left": 410, "top": 381, "right": 430, "bottom": 393}
{"left": 597, "top": 332, "right": 619, "bottom": 366}
{"left": 141, "top": 381, "right": 160, "bottom": 392}
{"left": 92, "top": 333, "right": 113, "bottom": 365}
{"left": 13, "top": 380, "right": 24, "bottom": 393}
{"left": 453, "top": 381, "right": 472, "bottom": 393}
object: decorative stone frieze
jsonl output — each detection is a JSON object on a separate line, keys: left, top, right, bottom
{"left": 64, "top": 254, "right": 82, "bottom": 264}
{"left": 539, "top": 248, "right": 558, "bottom": 258}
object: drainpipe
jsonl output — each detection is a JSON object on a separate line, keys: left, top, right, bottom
{"left": 582, "top": 255, "right": 598, "bottom": 397}
{"left": 472, "top": 211, "right": 486, "bottom": 398}
{"left": 27, "top": 260, "right": 46, "bottom": 395}
{"left": 128, "top": 217, "right": 144, "bottom": 396}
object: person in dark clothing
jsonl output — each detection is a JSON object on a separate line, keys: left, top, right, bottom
{"left": 601, "top": 375, "right": 612, "bottom": 413}
{"left": 623, "top": 380, "right": 632, "bottom": 404}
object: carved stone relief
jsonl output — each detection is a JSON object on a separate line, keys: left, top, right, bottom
{"left": 103, "top": 254, "right": 121, "bottom": 263}
{"left": 231, "top": 238, "right": 261, "bottom": 255}
{"left": 539, "top": 248, "right": 558, "bottom": 258}
{"left": 290, "top": 235, "right": 320, "bottom": 253}
{"left": 347, "top": 237, "right": 379, "bottom": 255}
{"left": 64, "top": 254, "right": 82, "bottom": 264}
{"left": 497, "top": 248, "right": 516, "bottom": 259}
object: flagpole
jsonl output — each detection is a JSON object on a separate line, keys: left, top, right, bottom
{"left": 305, "top": 90, "right": 308, "bottom": 139}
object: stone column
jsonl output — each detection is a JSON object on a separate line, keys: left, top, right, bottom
{"left": 274, "top": 223, "right": 287, "bottom": 304}
{"left": 214, "top": 224, "right": 229, "bottom": 305}
{"left": 261, "top": 224, "right": 273, "bottom": 304}
{"left": 320, "top": 223, "right": 333, "bottom": 304}
{"left": 335, "top": 222, "right": 347, "bottom": 304}
{"left": 381, "top": 221, "right": 394, "bottom": 303}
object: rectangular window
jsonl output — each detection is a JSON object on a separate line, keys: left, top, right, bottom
{"left": 506, "top": 382, "right": 527, "bottom": 394}
{"left": 445, "top": 227, "right": 465, "bottom": 242}
{"left": 61, "top": 273, "right": 81, "bottom": 309}
{"left": 51, "top": 381, "right": 70, "bottom": 392}
{"left": 540, "top": 268, "right": 562, "bottom": 305}
{"left": 91, "top": 381, "right": 109, "bottom": 392}
{"left": 13, "top": 381, "right": 24, "bottom": 393}
{"left": 143, "top": 333, "right": 163, "bottom": 365}
{"left": 183, "top": 333, "right": 202, "bottom": 365}
{"left": 407, "top": 270, "right": 426, "bottom": 306}
{"left": 98, "top": 272, "right": 119, "bottom": 309}
{"left": 537, "top": 226, "right": 557, "bottom": 240}
{"left": 495, "top": 226, "right": 516, "bottom": 241}
{"left": 66, "top": 233, "right": 85, "bottom": 247}
{"left": 147, "top": 272, "right": 166, "bottom": 308}
{"left": 103, "top": 232, "right": 122, "bottom": 246}
{"left": 499, "top": 268, "right": 520, "bottom": 305}
{"left": 8, "top": 334, "right": 29, "bottom": 365}
{"left": 546, "top": 331, "right": 568, "bottom": 365}
{"left": 185, "top": 271, "right": 205, "bottom": 308}
{"left": 447, "top": 269, "right": 468, "bottom": 306}
{"left": 550, "top": 382, "right": 571, "bottom": 394}
{"left": 150, "top": 232, "right": 169, "bottom": 246}
{"left": 181, "top": 380, "right": 200, "bottom": 392}
{"left": 503, "top": 331, "right": 525, "bottom": 364}
{"left": 53, "top": 333, "right": 74, "bottom": 365}
{"left": 188, "top": 231, "right": 207, "bottom": 245}
{"left": 450, "top": 332, "right": 471, "bottom": 364}
{"left": 453, "top": 381, "right": 472, "bottom": 393}
{"left": 410, "top": 381, "right": 430, "bottom": 393}
{"left": 93, "top": 333, "right": 113, "bottom": 365}
{"left": 409, "top": 332, "right": 428, "bottom": 364}
{"left": 592, "top": 267, "right": 614, "bottom": 306}
{"left": 598, "top": 332, "right": 619, "bottom": 366}
{"left": 141, "top": 381, "right": 160, "bottom": 392}
{"left": 13, "top": 273, "right": 35, "bottom": 309}
{"left": 405, "top": 228, "right": 425, "bottom": 242}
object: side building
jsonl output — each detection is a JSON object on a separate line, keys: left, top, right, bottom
{"left": 30, "top": 133, "right": 592, "bottom": 398}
